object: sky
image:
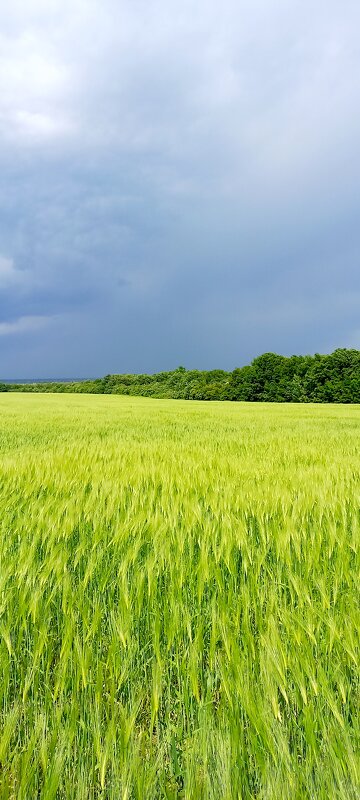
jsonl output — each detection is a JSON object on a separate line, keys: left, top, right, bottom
{"left": 1, "top": 0, "right": 360, "bottom": 378}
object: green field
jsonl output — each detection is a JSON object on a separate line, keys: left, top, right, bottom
{"left": 0, "top": 394, "right": 359, "bottom": 799}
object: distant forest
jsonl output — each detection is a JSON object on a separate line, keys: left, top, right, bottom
{"left": 2, "top": 349, "right": 360, "bottom": 403}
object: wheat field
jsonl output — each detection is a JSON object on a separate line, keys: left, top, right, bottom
{"left": 0, "top": 393, "right": 359, "bottom": 799}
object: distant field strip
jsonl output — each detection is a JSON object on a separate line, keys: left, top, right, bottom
{"left": 0, "top": 394, "right": 359, "bottom": 799}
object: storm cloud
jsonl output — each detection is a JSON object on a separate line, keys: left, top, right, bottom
{"left": 1, "top": 0, "right": 360, "bottom": 377}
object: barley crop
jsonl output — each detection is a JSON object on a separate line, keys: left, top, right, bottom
{"left": 0, "top": 394, "right": 359, "bottom": 799}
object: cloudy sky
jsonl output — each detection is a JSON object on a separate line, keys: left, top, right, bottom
{"left": 1, "top": 0, "right": 360, "bottom": 378}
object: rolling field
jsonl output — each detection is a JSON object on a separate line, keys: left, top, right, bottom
{"left": 0, "top": 394, "right": 359, "bottom": 799}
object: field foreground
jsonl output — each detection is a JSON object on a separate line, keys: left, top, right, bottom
{"left": 0, "top": 394, "right": 359, "bottom": 799}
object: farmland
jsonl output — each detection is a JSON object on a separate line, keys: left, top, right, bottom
{"left": 0, "top": 394, "right": 359, "bottom": 798}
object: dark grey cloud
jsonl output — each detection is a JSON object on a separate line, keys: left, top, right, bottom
{"left": 1, "top": 0, "right": 360, "bottom": 377}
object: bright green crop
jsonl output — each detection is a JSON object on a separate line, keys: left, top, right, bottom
{"left": 0, "top": 394, "right": 359, "bottom": 798}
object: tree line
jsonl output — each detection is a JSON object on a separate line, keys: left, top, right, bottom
{"left": 1, "top": 348, "right": 360, "bottom": 402}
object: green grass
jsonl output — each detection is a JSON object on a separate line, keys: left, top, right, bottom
{"left": 0, "top": 393, "right": 359, "bottom": 799}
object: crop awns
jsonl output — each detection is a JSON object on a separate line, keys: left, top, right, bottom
{"left": 0, "top": 393, "right": 359, "bottom": 799}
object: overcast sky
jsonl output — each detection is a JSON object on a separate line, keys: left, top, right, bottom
{"left": 1, "top": 0, "right": 360, "bottom": 377}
